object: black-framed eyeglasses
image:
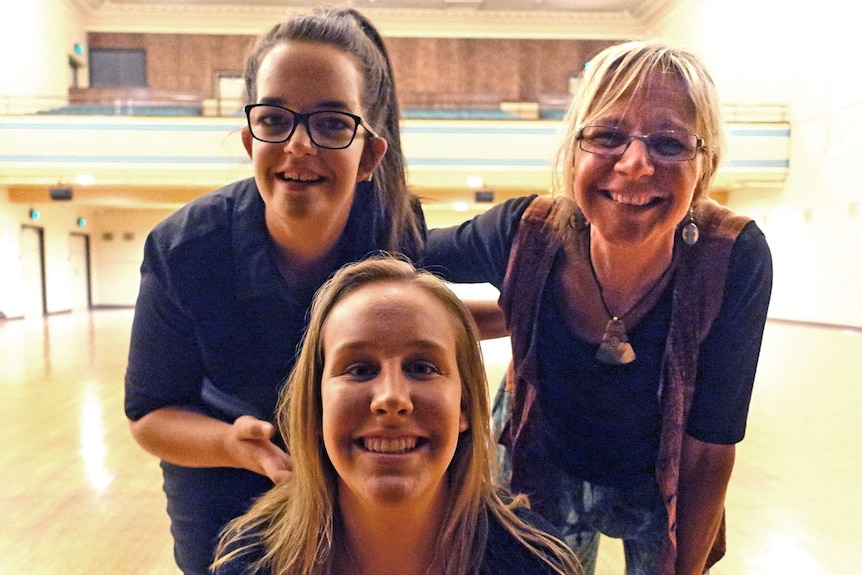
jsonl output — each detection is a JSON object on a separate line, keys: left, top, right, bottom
{"left": 244, "top": 104, "right": 378, "bottom": 150}
{"left": 575, "top": 125, "right": 706, "bottom": 162}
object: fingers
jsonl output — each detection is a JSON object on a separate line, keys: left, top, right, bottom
{"left": 234, "top": 415, "right": 275, "bottom": 440}
{"left": 262, "top": 451, "right": 294, "bottom": 483}
{"left": 230, "top": 415, "right": 292, "bottom": 482}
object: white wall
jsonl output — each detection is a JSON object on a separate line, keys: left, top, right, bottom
{"left": 655, "top": 0, "right": 862, "bottom": 328}
{"left": 0, "top": 186, "right": 173, "bottom": 316}
{"left": 0, "top": 0, "right": 87, "bottom": 110}
{"left": 88, "top": 208, "right": 173, "bottom": 307}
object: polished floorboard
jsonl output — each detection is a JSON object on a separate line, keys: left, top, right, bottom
{"left": 1, "top": 309, "right": 859, "bottom": 574}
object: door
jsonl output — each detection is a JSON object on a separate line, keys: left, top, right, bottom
{"left": 20, "top": 226, "right": 46, "bottom": 317}
{"left": 69, "top": 233, "right": 91, "bottom": 311}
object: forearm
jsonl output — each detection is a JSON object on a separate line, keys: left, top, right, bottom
{"left": 129, "top": 407, "right": 241, "bottom": 469}
{"left": 675, "top": 435, "right": 735, "bottom": 575}
{"left": 463, "top": 299, "right": 509, "bottom": 340}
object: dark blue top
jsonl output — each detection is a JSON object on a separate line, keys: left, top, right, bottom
{"left": 125, "top": 177, "right": 411, "bottom": 425}
{"left": 214, "top": 506, "right": 568, "bottom": 575}
{"left": 424, "top": 195, "right": 773, "bottom": 488}
{"left": 123, "top": 177, "right": 425, "bottom": 575}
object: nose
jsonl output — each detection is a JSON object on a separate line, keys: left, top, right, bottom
{"left": 282, "top": 120, "right": 315, "bottom": 154}
{"left": 369, "top": 365, "right": 413, "bottom": 416}
{"left": 615, "top": 137, "right": 654, "bottom": 179}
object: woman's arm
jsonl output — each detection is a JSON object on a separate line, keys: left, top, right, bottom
{"left": 129, "top": 408, "right": 292, "bottom": 483}
{"left": 462, "top": 299, "right": 509, "bottom": 340}
{"left": 674, "top": 434, "right": 735, "bottom": 575}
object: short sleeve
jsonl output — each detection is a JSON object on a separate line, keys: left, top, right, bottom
{"left": 687, "top": 222, "right": 773, "bottom": 443}
{"left": 423, "top": 195, "right": 535, "bottom": 288}
{"left": 124, "top": 232, "right": 206, "bottom": 420}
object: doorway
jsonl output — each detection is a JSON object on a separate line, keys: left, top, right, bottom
{"left": 20, "top": 225, "right": 46, "bottom": 317}
{"left": 69, "top": 233, "right": 91, "bottom": 311}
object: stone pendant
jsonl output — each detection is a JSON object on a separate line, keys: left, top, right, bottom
{"left": 595, "top": 317, "right": 636, "bottom": 365}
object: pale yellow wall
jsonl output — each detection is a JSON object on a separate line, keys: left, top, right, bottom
{"left": 0, "top": 184, "right": 174, "bottom": 315}
{"left": 654, "top": 0, "right": 862, "bottom": 327}
{"left": 88, "top": 208, "right": 175, "bottom": 307}
{"left": 0, "top": 187, "right": 25, "bottom": 317}
{"left": 0, "top": 192, "right": 94, "bottom": 315}
{"left": 0, "top": 0, "right": 88, "bottom": 108}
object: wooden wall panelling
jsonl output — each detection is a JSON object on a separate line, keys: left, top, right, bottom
{"left": 87, "top": 33, "right": 617, "bottom": 107}
{"left": 146, "top": 33, "right": 179, "bottom": 90}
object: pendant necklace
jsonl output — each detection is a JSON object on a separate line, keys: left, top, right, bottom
{"left": 592, "top": 260, "right": 674, "bottom": 365}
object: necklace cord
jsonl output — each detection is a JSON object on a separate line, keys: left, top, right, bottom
{"left": 591, "top": 258, "right": 675, "bottom": 321}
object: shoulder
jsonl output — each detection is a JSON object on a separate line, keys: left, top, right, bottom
{"left": 520, "top": 194, "right": 576, "bottom": 224}
{"left": 688, "top": 201, "right": 772, "bottom": 282}
{"left": 725, "top": 219, "right": 773, "bottom": 302}
{"left": 472, "top": 194, "right": 539, "bottom": 228}
{"left": 139, "top": 178, "right": 266, "bottom": 299}
{"left": 148, "top": 178, "right": 260, "bottom": 252}
{"left": 719, "top": 216, "right": 772, "bottom": 283}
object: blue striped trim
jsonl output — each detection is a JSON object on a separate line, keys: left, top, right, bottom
{"left": 407, "top": 157, "right": 549, "bottom": 167}
{"left": 2, "top": 121, "right": 788, "bottom": 138}
{"left": 0, "top": 155, "right": 789, "bottom": 169}
{"left": 401, "top": 125, "right": 559, "bottom": 136}
{"left": 724, "top": 159, "right": 789, "bottom": 168}
{"left": 0, "top": 154, "right": 248, "bottom": 164}
{"left": 726, "top": 127, "right": 791, "bottom": 137}
{"left": 0, "top": 122, "right": 240, "bottom": 133}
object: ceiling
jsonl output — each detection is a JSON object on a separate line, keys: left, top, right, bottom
{"left": 92, "top": 0, "right": 647, "bottom": 11}
{"left": 74, "top": 0, "right": 682, "bottom": 38}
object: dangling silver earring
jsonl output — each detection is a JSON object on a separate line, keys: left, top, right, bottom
{"left": 682, "top": 206, "right": 699, "bottom": 245}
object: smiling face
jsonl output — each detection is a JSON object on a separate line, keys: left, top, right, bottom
{"left": 571, "top": 74, "right": 704, "bottom": 248}
{"left": 319, "top": 281, "right": 469, "bottom": 511}
{"left": 242, "top": 40, "right": 386, "bottom": 239}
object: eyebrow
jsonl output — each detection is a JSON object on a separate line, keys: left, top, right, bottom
{"left": 328, "top": 339, "right": 450, "bottom": 355}
{"left": 593, "top": 121, "right": 694, "bottom": 134}
{"left": 256, "top": 97, "right": 354, "bottom": 112}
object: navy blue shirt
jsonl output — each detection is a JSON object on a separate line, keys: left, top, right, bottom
{"left": 125, "top": 178, "right": 407, "bottom": 424}
{"left": 124, "top": 177, "right": 425, "bottom": 575}
{"left": 424, "top": 195, "right": 772, "bottom": 487}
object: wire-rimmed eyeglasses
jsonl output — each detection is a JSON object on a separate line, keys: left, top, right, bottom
{"left": 575, "top": 125, "right": 706, "bottom": 162}
{"left": 244, "top": 104, "right": 378, "bottom": 150}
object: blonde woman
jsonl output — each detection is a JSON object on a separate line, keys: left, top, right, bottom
{"left": 425, "top": 41, "right": 772, "bottom": 575}
{"left": 212, "top": 256, "right": 581, "bottom": 575}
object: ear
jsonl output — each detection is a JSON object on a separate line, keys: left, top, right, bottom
{"left": 356, "top": 136, "right": 388, "bottom": 183}
{"left": 241, "top": 127, "right": 254, "bottom": 160}
{"left": 459, "top": 409, "right": 470, "bottom": 433}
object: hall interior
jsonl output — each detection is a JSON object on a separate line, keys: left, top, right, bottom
{"left": 2, "top": 1, "right": 861, "bottom": 574}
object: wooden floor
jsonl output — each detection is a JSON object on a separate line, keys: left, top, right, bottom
{"left": 2, "top": 309, "right": 860, "bottom": 574}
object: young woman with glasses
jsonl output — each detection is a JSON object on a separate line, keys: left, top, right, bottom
{"left": 124, "top": 8, "right": 424, "bottom": 575}
{"left": 423, "top": 41, "right": 773, "bottom": 575}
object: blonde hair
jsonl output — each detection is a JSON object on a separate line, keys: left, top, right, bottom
{"left": 554, "top": 40, "right": 724, "bottom": 202}
{"left": 213, "top": 255, "right": 580, "bottom": 575}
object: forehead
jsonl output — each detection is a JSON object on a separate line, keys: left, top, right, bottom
{"left": 255, "top": 40, "right": 364, "bottom": 108}
{"left": 322, "top": 282, "right": 458, "bottom": 346}
{"left": 596, "top": 73, "right": 697, "bottom": 130}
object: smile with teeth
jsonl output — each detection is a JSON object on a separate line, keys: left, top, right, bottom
{"left": 606, "top": 190, "right": 661, "bottom": 207}
{"left": 362, "top": 437, "right": 421, "bottom": 454}
{"left": 280, "top": 171, "right": 321, "bottom": 183}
